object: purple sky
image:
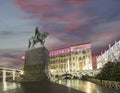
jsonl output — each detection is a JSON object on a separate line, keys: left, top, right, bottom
{"left": 0, "top": 0, "right": 120, "bottom": 69}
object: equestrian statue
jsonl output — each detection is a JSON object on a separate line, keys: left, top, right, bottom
{"left": 28, "top": 26, "right": 49, "bottom": 49}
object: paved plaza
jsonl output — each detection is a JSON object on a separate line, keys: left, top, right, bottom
{"left": 0, "top": 80, "right": 119, "bottom": 93}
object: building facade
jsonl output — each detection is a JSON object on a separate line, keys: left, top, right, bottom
{"left": 0, "top": 67, "right": 21, "bottom": 82}
{"left": 97, "top": 40, "right": 120, "bottom": 69}
{"left": 50, "top": 43, "right": 93, "bottom": 73}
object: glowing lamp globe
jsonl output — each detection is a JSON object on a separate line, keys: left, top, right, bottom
{"left": 21, "top": 55, "right": 25, "bottom": 60}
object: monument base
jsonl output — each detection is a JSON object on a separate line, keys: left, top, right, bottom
{"left": 19, "top": 47, "right": 50, "bottom": 82}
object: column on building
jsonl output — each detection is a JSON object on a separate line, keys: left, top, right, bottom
{"left": 66, "top": 58, "right": 70, "bottom": 72}
{"left": 75, "top": 56, "right": 79, "bottom": 71}
{"left": 12, "top": 70, "right": 16, "bottom": 81}
{"left": 2, "top": 70, "right": 6, "bottom": 82}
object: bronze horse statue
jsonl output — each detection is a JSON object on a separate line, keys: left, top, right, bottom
{"left": 28, "top": 26, "right": 49, "bottom": 49}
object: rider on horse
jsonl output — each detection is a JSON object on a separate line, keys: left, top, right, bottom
{"left": 34, "top": 26, "right": 40, "bottom": 41}
{"left": 28, "top": 26, "right": 49, "bottom": 49}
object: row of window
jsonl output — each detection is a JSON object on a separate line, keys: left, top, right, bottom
{"left": 0, "top": 72, "right": 14, "bottom": 76}
{"left": 51, "top": 55, "right": 91, "bottom": 63}
{"left": 51, "top": 62, "right": 84, "bottom": 69}
{"left": 50, "top": 49, "right": 90, "bottom": 58}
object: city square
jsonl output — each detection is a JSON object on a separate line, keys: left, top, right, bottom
{"left": 0, "top": 0, "right": 120, "bottom": 93}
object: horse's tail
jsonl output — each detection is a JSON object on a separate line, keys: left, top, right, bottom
{"left": 28, "top": 39, "right": 31, "bottom": 49}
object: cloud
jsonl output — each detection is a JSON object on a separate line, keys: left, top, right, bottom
{"left": 0, "top": 54, "right": 18, "bottom": 59}
{"left": 14, "top": 0, "right": 91, "bottom": 22}
{"left": 0, "top": 31, "right": 14, "bottom": 39}
{"left": 0, "top": 49, "right": 25, "bottom": 69}
{"left": 0, "top": 0, "right": 119, "bottom": 69}
{"left": 12, "top": 0, "right": 120, "bottom": 55}
{"left": 0, "top": 57, "right": 20, "bottom": 68}
{"left": 65, "top": 0, "right": 90, "bottom": 7}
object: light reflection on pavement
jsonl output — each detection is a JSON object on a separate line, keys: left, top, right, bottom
{"left": 57, "top": 79, "right": 119, "bottom": 93}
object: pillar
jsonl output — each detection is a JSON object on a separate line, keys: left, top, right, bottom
{"left": 75, "top": 56, "right": 79, "bottom": 71}
{"left": 67, "top": 58, "right": 70, "bottom": 72}
{"left": 12, "top": 71, "right": 16, "bottom": 81}
{"left": 2, "top": 70, "right": 6, "bottom": 82}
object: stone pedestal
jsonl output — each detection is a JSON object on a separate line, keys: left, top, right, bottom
{"left": 21, "top": 47, "right": 50, "bottom": 82}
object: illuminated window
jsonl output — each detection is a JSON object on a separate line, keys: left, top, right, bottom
{"left": 79, "top": 57, "right": 82, "bottom": 60}
{"left": 82, "top": 50, "right": 86, "bottom": 54}
{"left": 73, "top": 57, "right": 75, "bottom": 60}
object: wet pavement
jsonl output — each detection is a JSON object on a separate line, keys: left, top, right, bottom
{"left": 57, "top": 79, "right": 120, "bottom": 93}
{"left": 0, "top": 80, "right": 119, "bottom": 93}
{"left": 0, "top": 81, "right": 84, "bottom": 93}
